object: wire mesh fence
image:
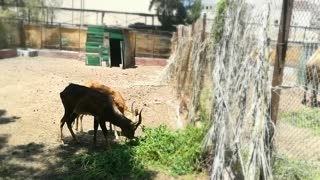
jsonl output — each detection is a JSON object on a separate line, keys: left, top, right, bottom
{"left": 265, "top": 0, "right": 320, "bottom": 179}
{"left": 162, "top": 0, "right": 320, "bottom": 178}
{"left": 272, "top": 0, "right": 320, "bottom": 166}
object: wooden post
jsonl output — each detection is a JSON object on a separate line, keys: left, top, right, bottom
{"left": 101, "top": 12, "right": 105, "bottom": 25}
{"left": 152, "top": 33, "right": 155, "bottom": 58}
{"left": 40, "top": 23, "right": 43, "bottom": 48}
{"left": 59, "top": 23, "right": 62, "bottom": 50}
{"left": 79, "top": 24, "right": 81, "bottom": 52}
{"left": 270, "top": 0, "right": 294, "bottom": 125}
{"left": 198, "top": 13, "right": 207, "bottom": 88}
{"left": 122, "top": 29, "right": 134, "bottom": 68}
{"left": 18, "top": 20, "right": 26, "bottom": 48}
{"left": 46, "top": 7, "right": 49, "bottom": 24}
{"left": 201, "top": 13, "right": 207, "bottom": 42}
{"left": 72, "top": 0, "right": 74, "bottom": 24}
{"left": 194, "top": 13, "right": 207, "bottom": 117}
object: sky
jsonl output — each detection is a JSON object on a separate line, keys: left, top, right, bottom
{"left": 183, "top": 0, "right": 216, "bottom": 6}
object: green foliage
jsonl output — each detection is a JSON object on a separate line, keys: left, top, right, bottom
{"left": 134, "top": 125, "right": 207, "bottom": 175}
{"left": 273, "top": 154, "right": 320, "bottom": 180}
{"left": 0, "top": 0, "right": 61, "bottom": 22}
{"left": 187, "top": 0, "right": 202, "bottom": 24}
{"left": 149, "top": 0, "right": 187, "bottom": 30}
{"left": 212, "top": 0, "right": 229, "bottom": 43}
{"left": 61, "top": 37, "right": 71, "bottom": 47}
{"left": 65, "top": 144, "right": 150, "bottom": 180}
{"left": 65, "top": 124, "right": 208, "bottom": 179}
{"left": 280, "top": 108, "right": 320, "bottom": 135}
{"left": 0, "top": 13, "right": 19, "bottom": 48}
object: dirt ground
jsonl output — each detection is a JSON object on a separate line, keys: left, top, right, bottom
{"left": 2, "top": 56, "right": 318, "bottom": 179}
{"left": 0, "top": 57, "right": 188, "bottom": 179}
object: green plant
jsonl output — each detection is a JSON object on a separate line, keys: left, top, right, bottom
{"left": 65, "top": 143, "right": 151, "bottom": 180}
{"left": 65, "top": 124, "right": 208, "bottom": 179}
{"left": 134, "top": 124, "right": 207, "bottom": 175}
{"left": 149, "top": 0, "right": 187, "bottom": 29}
{"left": 186, "top": 0, "right": 202, "bottom": 24}
{"left": 280, "top": 108, "right": 320, "bottom": 135}
{"left": 212, "top": 0, "right": 229, "bottom": 43}
{"left": 61, "top": 37, "right": 71, "bottom": 47}
{"left": 273, "top": 154, "right": 320, "bottom": 180}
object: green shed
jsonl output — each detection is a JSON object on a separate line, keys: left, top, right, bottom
{"left": 85, "top": 25, "right": 134, "bottom": 69}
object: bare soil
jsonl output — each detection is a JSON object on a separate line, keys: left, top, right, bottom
{"left": 0, "top": 57, "right": 190, "bottom": 179}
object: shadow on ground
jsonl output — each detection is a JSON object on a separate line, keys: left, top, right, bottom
{"left": 0, "top": 124, "right": 157, "bottom": 179}
{"left": 0, "top": 109, "right": 20, "bottom": 125}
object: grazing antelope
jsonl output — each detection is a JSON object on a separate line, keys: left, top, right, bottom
{"left": 60, "top": 83, "right": 143, "bottom": 146}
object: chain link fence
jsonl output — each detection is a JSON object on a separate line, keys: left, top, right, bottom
{"left": 269, "top": 0, "right": 320, "bottom": 176}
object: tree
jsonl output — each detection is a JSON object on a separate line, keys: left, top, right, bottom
{"left": 0, "top": 0, "right": 61, "bottom": 22}
{"left": 149, "top": 0, "right": 187, "bottom": 30}
{"left": 186, "top": 0, "right": 202, "bottom": 24}
{"left": 0, "top": 0, "right": 61, "bottom": 48}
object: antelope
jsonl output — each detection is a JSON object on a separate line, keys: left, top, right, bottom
{"left": 75, "top": 81, "right": 137, "bottom": 139}
{"left": 302, "top": 48, "right": 320, "bottom": 107}
{"left": 59, "top": 83, "right": 142, "bottom": 146}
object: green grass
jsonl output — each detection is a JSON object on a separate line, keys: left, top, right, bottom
{"left": 134, "top": 125, "right": 207, "bottom": 175}
{"left": 273, "top": 154, "right": 320, "bottom": 180}
{"left": 280, "top": 107, "right": 320, "bottom": 135}
{"left": 64, "top": 143, "right": 149, "bottom": 180}
{"left": 64, "top": 124, "right": 208, "bottom": 179}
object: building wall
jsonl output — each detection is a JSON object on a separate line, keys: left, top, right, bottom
{"left": 132, "top": 31, "right": 172, "bottom": 58}
{"left": 24, "top": 24, "right": 87, "bottom": 50}
{"left": 24, "top": 24, "right": 171, "bottom": 58}
{"left": 51, "top": 0, "right": 160, "bottom": 27}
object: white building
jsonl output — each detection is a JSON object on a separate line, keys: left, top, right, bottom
{"left": 201, "top": 0, "right": 215, "bottom": 19}
{"left": 51, "top": 0, "right": 160, "bottom": 27}
{"left": 268, "top": 0, "right": 320, "bottom": 43}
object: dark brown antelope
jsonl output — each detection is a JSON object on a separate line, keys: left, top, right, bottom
{"left": 59, "top": 83, "right": 143, "bottom": 146}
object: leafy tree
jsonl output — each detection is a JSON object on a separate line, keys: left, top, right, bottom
{"left": 0, "top": 0, "right": 61, "bottom": 22}
{"left": 0, "top": 0, "right": 61, "bottom": 48}
{"left": 187, "top": 0, "right": 202, "bottom": 24}
{"left": 149, "top": 0, "right": 187, "bottom": 30}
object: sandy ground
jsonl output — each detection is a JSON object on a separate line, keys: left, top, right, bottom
{"left": 0, "top": 57, "right": 188, "bottom": 179}
{"left": 1, "top": 56, "right": 319, "bottom": 178}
